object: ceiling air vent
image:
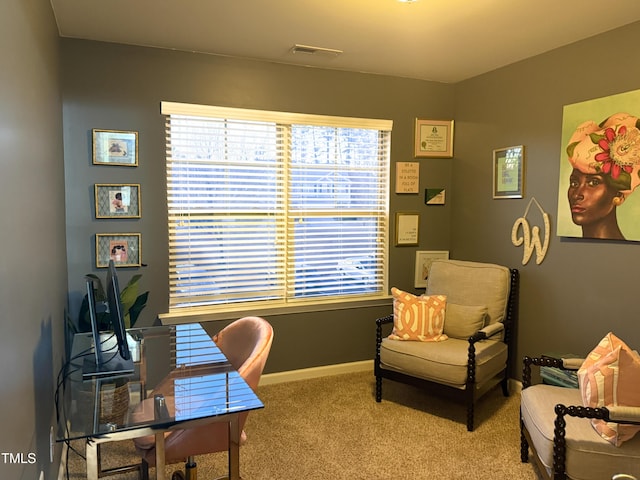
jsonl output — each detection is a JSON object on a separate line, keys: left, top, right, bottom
{"left": 290, "top": 44, "right": 343, "bottom": 57}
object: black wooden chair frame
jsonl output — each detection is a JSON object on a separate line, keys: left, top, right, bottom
{"left": 374, "top": 268, "right": 519, "bottom": 432}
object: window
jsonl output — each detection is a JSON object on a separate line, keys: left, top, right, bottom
{"left": 162, "top": 102, "right": 391, "bottom": 315}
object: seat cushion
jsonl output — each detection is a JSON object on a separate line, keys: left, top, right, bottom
{"left": 380, "top": 337, "right": 507, "bottom": 388}
{"left": 388, "top": 288, "right": 447, "bottom": 342}
{"left": 426, "top": 260, "right": 510, "bottom": 326}
{"left": 521, "top": 384, "right": 640, "bottom": 480}
{"left": 578, "top": 332, "right": 640, "bottom": 446}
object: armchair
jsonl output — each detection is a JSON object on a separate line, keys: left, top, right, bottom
{"left": 520, "top": 356, "right": 640, "bottom": 480}
{"left": 375, "top": 259, "right": 519, "bottom": 431}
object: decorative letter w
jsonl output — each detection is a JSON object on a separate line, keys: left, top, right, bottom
{"left": 511, "top": 197, "right": 550, "bottom": 265}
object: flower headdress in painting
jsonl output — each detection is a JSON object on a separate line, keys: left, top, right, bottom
{"left": 566, "top": 112, "right": 640, "bottom": 196}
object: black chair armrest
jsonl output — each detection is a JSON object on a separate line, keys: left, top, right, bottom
{"left": 376, "top": 315, "right": 394, "bottom": 327}
{"left": 375, "top": 315, "right": 393, "bottom": 350}
{"left": 522, "top": 356, "right": 585, "bottom": 389}
{"left": 551, "top": 403, "right": 640, "bottom": 477}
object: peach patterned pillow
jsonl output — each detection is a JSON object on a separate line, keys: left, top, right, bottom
{"left": 578, "top": 332, "right": 640, "bottom": 446}
{"left": 388, "top": 287, "right": 448, "bottom": 342}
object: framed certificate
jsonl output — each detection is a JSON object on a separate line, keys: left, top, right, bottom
{"left": 415, "top": 119, "right": 454, "bottom": 158}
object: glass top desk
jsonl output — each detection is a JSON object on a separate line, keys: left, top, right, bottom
{"left": 57, "top": 323, "right": 264, "bottom": 480}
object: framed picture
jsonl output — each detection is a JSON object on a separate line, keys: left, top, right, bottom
{"left": 414, "top": 119, "right": 454, "bottom": 158}
{"left": 395, "top": 162, "right": 420, "bottom": 193}
{"left": 96, "top": 233, "right": 141, "bottom": 268}
{"left": 493, "top": 145, "right": 525, "bottom": 199}
{"left": 414, "top": 250, "right": 450, "bottom": 288}
{"left": 425, "top": 188, "right": 446, "bottom": 205}
{"left": 395, "top": 212, "right": 419, "bottom": 246}
{"left": 92, "top": 129, "right": 138, "bottom": 166}
{"left": 95, "top": 184, "right": 141, "bottom": 218}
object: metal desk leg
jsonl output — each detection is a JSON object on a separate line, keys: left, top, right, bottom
{"left": 155, "top": 432, "right": 166, "bottom": 480}
{"left": 228, "top": 416, "right": 240, "bottom": 480}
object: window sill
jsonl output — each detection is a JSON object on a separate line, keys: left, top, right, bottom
{"left": 158, "top": 296, "right": 393, "bottom": 325}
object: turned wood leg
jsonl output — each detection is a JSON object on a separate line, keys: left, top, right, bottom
{"left": 375, "top": 375, "right": 382, "bottom": 402}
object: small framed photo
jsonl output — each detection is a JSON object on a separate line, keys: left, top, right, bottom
{"left": 493, "top": 145, "right": 525, "bottom": 199}
{"left": 92, "top": 129, "right": 138, "bottom": 166}
{"left": 96, "top": 233, "right": 141, "bottom": 268}
{"left": 95, "top": 184, "right": 141, "bottom": 218}
{"left": 415, "top": 119, "right": 454, "bottom": 158}
{"left": 414, "top": 250, "right": 450, "bottom": 288}
{"left": 395, "top": 212, "right": 419, "bottom": 246}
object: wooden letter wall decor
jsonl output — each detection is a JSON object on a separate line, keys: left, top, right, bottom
{"left": 511, "top": 197, "right": 550, "bottom": 265}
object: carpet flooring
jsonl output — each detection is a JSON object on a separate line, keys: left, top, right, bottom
{"left": 61, "top": 370, "right": 543, "bottom": 479}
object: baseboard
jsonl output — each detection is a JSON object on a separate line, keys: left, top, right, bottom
{"left": 259, "top": 360, "right": 374, "bottom": 386}
{"left": 260, "top": 362, "right": 523, "bottom": 390}
{"left": 509, "top": 378, "right": 523, "bottom": 394}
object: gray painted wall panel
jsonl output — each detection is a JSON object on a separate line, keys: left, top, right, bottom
{"left": 454, "top": 21, "right": 640, "bottom": 370}
{"left": 0, "top": 1, "right": 66, "bottom": 479}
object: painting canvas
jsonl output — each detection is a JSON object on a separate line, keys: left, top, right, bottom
{"left": 556, "top": 89, "right": 640, "bottom": 242}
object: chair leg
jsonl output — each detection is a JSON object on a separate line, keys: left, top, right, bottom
{"left": 375, "top": 375, "right": 382, "bottom": 402}
{"left": 139, "top": 458, "right": 150, "bottom": 480}
{"left": 520, "top": 419, "right": 529, "bottom": 463}
{"left": 501, "top": 376, "right": 509, "bottom": 397}
{"left": 466, "top": 403, "right": 474, "bottom": 432}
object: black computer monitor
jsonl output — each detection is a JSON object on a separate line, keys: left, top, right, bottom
{"left": 82, "top": 260, "right": 134, "bottom": 378}
{"left": 106, "top": 259, "right": 131, "bottom": 361}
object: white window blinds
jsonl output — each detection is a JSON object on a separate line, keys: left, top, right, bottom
{"left": 162, "top": 102, "right": 391, "bottom": 313}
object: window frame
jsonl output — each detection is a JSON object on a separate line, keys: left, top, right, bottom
{"left": 160, "top": 101, "right": 392, "bottom": 321}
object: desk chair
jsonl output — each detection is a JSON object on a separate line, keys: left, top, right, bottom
{"left": 132, "top": 316, "right": 273, "bottom": 479}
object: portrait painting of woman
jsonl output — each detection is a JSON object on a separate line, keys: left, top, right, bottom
{"left": 557, "top": 91, "right": 640, "bottom": 242}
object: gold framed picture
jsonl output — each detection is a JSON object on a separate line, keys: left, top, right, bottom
{"left": 96, "top": 233, "right": 141, "bottom": 268}
{"left": 95, "top": 184, "right": 141, "bottom": 218}
{"left": 92, "top": 129, "right": 138, "bottom": 166}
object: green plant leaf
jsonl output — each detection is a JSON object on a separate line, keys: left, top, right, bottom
{"left": 128, "top": 291, "right": 149, "bottom": 328}
{"left": 120, "top": 276, "right": 140, "bottom": 312}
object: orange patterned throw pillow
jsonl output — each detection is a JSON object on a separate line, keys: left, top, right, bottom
{"left": 389, "top": 287, "right": 448, "bottom": 342}
{"left": 578, "top": 332, "right": 640, "bottom": 446}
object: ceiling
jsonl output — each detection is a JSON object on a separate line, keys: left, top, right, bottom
{"left": 50, "top": 0, "right": 640, "bottom": 84}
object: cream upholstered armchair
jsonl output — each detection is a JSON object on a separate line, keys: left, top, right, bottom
{"left": 520, "top": 334, "right": 640, "bottom": 480}
{"left": 375, "top": 259, "right": 519, "bottom": 431}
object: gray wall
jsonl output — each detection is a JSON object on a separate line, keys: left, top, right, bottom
{"left": 60, "top": 40, "right": 455, "bottom": 373}
{"left": 0, "top": 1, "right": 66, "bottom": 479}
{"left": 453, "top": 21, "right": 640, "bottom": 371}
